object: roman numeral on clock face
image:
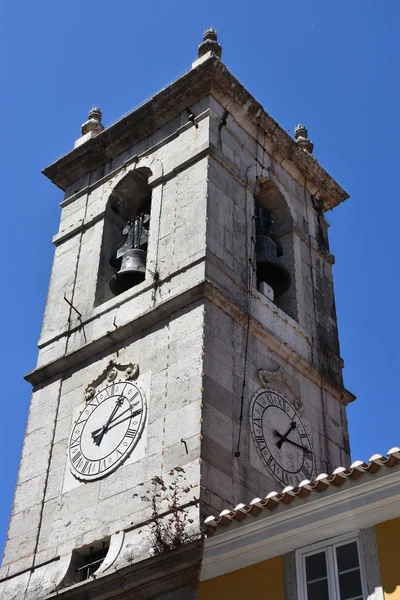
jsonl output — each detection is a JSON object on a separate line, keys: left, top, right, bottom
{"left": 301, "top": 464, "right": 312, "bottom": 480}
{"left": 71, "top": 451, "right": 82, "bottom": 464}
{"left": 126, "top": 428, "right": 137, "bottom": 438}
{"left": 81, "top": 460, "right": 92, "bottom": 474}
{"left": 270, "top": 393, "right": 283, "bottom": 409}
{"left": 105, "top": 384, "right": 115, "bottom": 398}
{"left": 303, "top": 448, "right": 313, "bottom": 461}
{"left": 255, "top": 435, "right": 266, "bottom": 450}
{"left": 129, "top": 391, "right": 139, "bottom": 403}
{"left": 267, "top": 455, "right": 277, "bottom": 472}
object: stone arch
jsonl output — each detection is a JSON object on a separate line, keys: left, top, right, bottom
{"left": 255, "top": 179, "right": 298, "bottom": 321}
{"left": 257, "top": 178, "right": 295, "bottom": 229}
{"left": 108, "top": 167, "right": 152, "bottom": 221}
{"left": 95, "top": 168, "right": 153, "bottom": 305}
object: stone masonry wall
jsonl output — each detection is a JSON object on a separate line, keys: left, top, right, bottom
{"left": 1, "top": 85, "right": 351, "bottom": 598}
{"left": 37, "top": 97, "right": 211, "bottom": 369}
{"left": 1, "top": 300, "right": 205, "bottom": 598}
{"left": 200, "top": 299, "right": 350, "bottom": 519}
{"left": 207, "top": 97, "right": 343, "bottom": 385}
{"left": 200, "top": 97, "right": 350, "bottom": 516}
{"left": 1, "top": 100, "right": 212, "bottom": 597}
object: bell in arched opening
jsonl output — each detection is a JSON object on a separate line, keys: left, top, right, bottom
{"left": 109, "top": 213, "right": 149, "bottom": 295}
{"left": 254, "top": 201, "right": 291, "bottom": 298}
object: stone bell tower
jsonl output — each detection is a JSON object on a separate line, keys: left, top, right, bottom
{"left": 0, "top": 30, "right": 354, "bottom": 599}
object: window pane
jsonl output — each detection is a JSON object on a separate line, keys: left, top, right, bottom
{"left": 306, "top": 551, "right": 327, "bottom": 581}
{"left": 307, "top": 579, "right": 330, "bottom": 600}
{"left": 336, "top": 542, "right": 360, "bottom": 572}
{"left": 338, "top": 570, "right": 363, "bottom": 599}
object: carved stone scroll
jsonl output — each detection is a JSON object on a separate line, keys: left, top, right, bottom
{"left": 257, "top": 367, "right": 303, "bottom": 411}
{"left": 84, "top": 360, "right": 139, "bottom": 402}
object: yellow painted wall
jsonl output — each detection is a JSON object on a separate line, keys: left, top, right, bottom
{"left": 199, "top": 555, "right": 284, "bottom": 600}
{"left": 375, "top": 518, "right": 400, "bottom": 599}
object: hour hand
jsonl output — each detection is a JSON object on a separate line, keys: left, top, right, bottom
{"left": 274, "top": 429, "right": 285, "bottom": 447}
{"left": 276, "top": 421, "right": 297, "bottom": 449}
{"left": 91, "top": 426, "right": 105, "bottom": 446}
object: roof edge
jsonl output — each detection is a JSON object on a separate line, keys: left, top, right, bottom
{"left": 43, "top": 57, "right": 349, "bottom": 211}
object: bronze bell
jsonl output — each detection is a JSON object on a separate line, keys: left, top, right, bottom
{"left": 254, "top": 201, "right": 291, "bottom": 298}
{"left": 109, "top": 215, "right": 149, "bottom": 295}
{"left": 255, "top": 234, "right": 291, "bottom": 297}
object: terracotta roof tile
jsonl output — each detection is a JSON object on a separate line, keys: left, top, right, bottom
{"left": 204, "top": 447, "right": 400, "bottom": 535}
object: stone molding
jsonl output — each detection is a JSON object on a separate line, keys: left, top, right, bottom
{"left": 50, "top": 540, "right": 203, "bottom": 600}
{"left": 53, "top": 143, "right": 209, "bottom": 248}
{"left": 43, "top": 58, "right": 348, "bottom": 212}
{"left": 84, "top": 360, "right": 139, "bottom": 401}
{"left": 258, "top": 367, "right": 303, "bottom": 411}
{"left": 25, "top": 279, "right": 354, "bottom": 407}
{"left": 25, "top": 280, "right": 206, "bottom": 386}
{"left": 0, "top": 540, "right": 203, "bottom": 600}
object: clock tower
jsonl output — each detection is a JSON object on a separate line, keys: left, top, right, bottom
{"left": 0, "top": 30, "right": 354, "bottom": 599}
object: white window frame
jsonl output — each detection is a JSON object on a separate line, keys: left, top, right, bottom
{"left": 296, "top": 532, "right": 368, "bottom": 600}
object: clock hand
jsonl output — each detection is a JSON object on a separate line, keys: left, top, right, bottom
{"left": 91, "top": 426, "right": 106, "bottom": 446}
{"left": 106, "top": 408, "right": 143, "bottom": 432}
{"left": 284, "top": 437, "right": 312, "bottom": 453}
{"left": 276, "top": 421, "right": 297, "bottom": 449}
{"left": 91, "top": 396, "right": 125, "bottom": 446}
{"left": 92, "top": 406, "right": 143, "bottom": 444}
{"left": 105, "top": 401, "right": 141, "bottom": 427}
{"left": 105, "top": 405, "right": 132, "bottom": 426}
{"left": 104, "top": 396, "right": 125, "bottom": 430}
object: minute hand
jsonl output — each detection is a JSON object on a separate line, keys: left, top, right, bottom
{"left": 106, "top": 405, "right": 132, "bottom": 426}
{"left": 104, "top": 396, "right": 124, "bottom": 430}
{"left": 285, "top": 438, "right": 311, "bottom": 453}
{"left": 91, "top": 398, "right": 123, "bottom": 446}
{"left": 107, "top": 408, "right": 143, "bottom": 432}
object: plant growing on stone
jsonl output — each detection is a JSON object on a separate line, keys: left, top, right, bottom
{"left": 149, "top": 472, "right": 194, "bottom": 555}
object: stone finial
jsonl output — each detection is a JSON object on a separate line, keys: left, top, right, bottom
{"left": 81, "top": 107, "right": 104, "bottom": 136}
{"left": 198, "top": 28, "right": 222, "bottom": 59}
{"left": 75, "top": 107, "right": 105, "bottom": 148}
{"left": 294, "top": 123, "right": 314, "bottom": 154}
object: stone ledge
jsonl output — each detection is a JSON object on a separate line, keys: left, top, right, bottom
{"left": 26, "top": 275, "right": 354, "bottom": 407}
{"left": 43, "top": 58, "right": 348, "bottom": 212}
{"left": 26, "top": 281, "right": 207, "bottom": 387}
{"left": 46, "top": 540, "right": 203, "bottom": 600}
{"left": 204, "top": 281, "right": 355, "bottom": 407}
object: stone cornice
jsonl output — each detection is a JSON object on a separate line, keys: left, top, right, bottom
{"left": 43, "top": 58, "right": 348, "bottom": 212}
{"left": 26, "top": 275, "right": 354, "bottom": 409}
{"left": 46, "top": 540, "right": 203, "bottom": 600}
{"left": 25, "top": 279, "right": 207, "bottom": 387}
{"left": 204, "top": 282, "right": 355, "bottom": 406}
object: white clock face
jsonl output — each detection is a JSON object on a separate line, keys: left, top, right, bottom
{"left": 250, "top": 390, "right": 314, "bottom": 487}
{"left": 69, "top": 380, "right": 146, "bottom": 481}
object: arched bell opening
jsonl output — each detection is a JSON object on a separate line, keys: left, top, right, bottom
{"left": 254, "top": 181, "right": 298, "bottom": 321}
{"left": 95, "top": 168, "right": 152, "bottom": 306}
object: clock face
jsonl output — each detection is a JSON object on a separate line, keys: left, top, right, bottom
{"left": 250, "top": 390, "right": 314, "bottom": 487}
{"left": 68, "top": 380, "right": 146, "bottom": 481}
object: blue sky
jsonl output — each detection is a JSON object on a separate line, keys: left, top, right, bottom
{"left": 0, "top": 1, "right": 399, "bottom": 554}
